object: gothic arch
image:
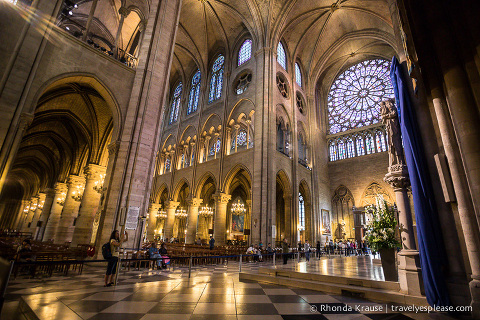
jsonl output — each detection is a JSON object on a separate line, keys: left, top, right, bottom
{"left": 360, "top": 181, "right": 393, "bottom": 207}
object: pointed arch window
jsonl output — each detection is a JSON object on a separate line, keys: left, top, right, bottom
{"left": 365, "top": 133, "right": 375, "bottom": 154}
{"left": 277, "top": 42, "right": 286, "bottom": 70}
{"left": 295, "top": 63, "right": 302, "bottom": 87}
{"left": 299, "top": 193, "right": 305, "bottom": 229}
{"left": 338, "top": 139, "right": 346, "bottom": 160}
{"left": 169, "top": 83, "right": 183, "bottom": 124}
{"left": 375, "top": 130, "right": 387, "bottom": 152}
{"left": 238, "top": 39, "right": 252, "bottom": 66}
{"left": 346, "top": 138, "right": 355, "bottom": 158}
{"left": 165, "top": 158, "right": 171, "bottom": 172}
{"left": 188, "top": 70, "right": 201, "bottom": 115}
{"left": 329, "top": 141, "right": 337, "bottom": 161}
{"left": 209, "top": 55, "right": 225, "bottom": 103}
{"left": 209, "top": 138, "right": 221, "bottom": 156}
{"left": 356, "top": 136, "right": 365, "bottom": 156}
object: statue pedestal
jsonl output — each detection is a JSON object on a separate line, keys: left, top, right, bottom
{"left": 398, "top": 249, "right": 424, "bottom": 296}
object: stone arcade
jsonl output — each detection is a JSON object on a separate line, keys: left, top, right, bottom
{"left": 0, "top": 0, "right": 479, "bottom": 316}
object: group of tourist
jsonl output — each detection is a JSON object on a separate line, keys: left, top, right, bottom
{"left": 324, "top": 239, "right": 370, "bottom": 256}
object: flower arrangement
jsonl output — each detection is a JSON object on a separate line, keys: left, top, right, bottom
{"left": 364, "top": 196, "right": 400, "bottom": 252}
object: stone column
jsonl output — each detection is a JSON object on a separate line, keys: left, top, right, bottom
{"left": 82, "top": 0, "right": 98, "bottom": 41}
{"left": 385, "top": 165, "right": 423, "bottom": 295}
{"left": 43, "top": 183, "right": 67, "bottom": 241}
{"left": 186, "top": 198, "right": 202, "bottom": 244}
{"left": 284, "top": 194, "right": 293, "bottom": 245}
{"left": 55, "top": 175, "right": 85, "bottom": 244}
{"left": 147, "top": 203, "right": 161, "bottom": 241}
{"left": 233, "top": 124, "right": 240, "bottom": 153}
{"left": 23, "top": 197, "right": 37, "bottom": 233}
{"left": 13, "top": 200, "right": 29, "bottom": 231}
{"left": 163, "top": 201, "right": 179, "bottom": 240}
{"left": 71, "top": 164, "right": 106, "bottom": 246}
{"left": 114, "top": 7, "right": 130, "bottom": 58}
{"left": 30, "top": 193, "right": 46, "bottom": 236}
{"left": 246, "top": 119, "right": 252, "bottom": 149}
{"left": 36, "top": 188, "right": 54, "bottom": 241}
{"left": 213, "top": 193, "right": 231, "bottom": 246}
{"left": 17, "top": 200, "right": 30, "bottom": 231}
{"left": 204, "top": 136, "right": 211, "bottom": 162}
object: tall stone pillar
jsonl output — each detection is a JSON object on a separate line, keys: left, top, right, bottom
{"left": 186, "top": 198, "right": 202, "bottom": 244}
{"left": 385, "top": 166, "right": 423, "bottom": 294}
{"left": 16, "top": 200, "right": 30, "bottom": 231}
{"left": 71, "top": 164, "right": 106, "bottom": 246}
{"left": 147, "top": 203, "right": 161, "bottom": 241}
{"left": 22, "top": 198, "right": 36, "bottom": 232}
{"left": 55, "top": 175, "right": 85, "bottom": 244}
{"left": 213, "top": 193, "right": 231, "bottom": 246}
{"left": 163, "top": 201, "right": 179, "bottom": 240}
{"left": 36, "top": 188, "right": 55, "bottom": 241}
{"left": 284, "top": 195, "right": 293, "bottom": 245}
{"left": 43, "top": 183, "right": 67, "bottom": 241}
{"left": 30, "top": 193, "right": 46, "bottom": 236}
{"left": 13, "top": 200, "right": 28, "bottom": 231}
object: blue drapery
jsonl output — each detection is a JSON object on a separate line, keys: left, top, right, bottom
{"left": 389, "top": 57, "right": 450, "bottom": 306}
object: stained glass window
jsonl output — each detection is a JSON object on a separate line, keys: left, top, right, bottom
{"left": 277, "top": 42, "right": 286, "bottom": 70}
{"left": 209, "top": 138, "right": 221, "bottom": 156}
{"left": 365, "top": 133, "right": 374, "bottom": 154}
{"left": 329, "top": 141, "right": 337, "bottom": 161}
{"left": 237, "top": 130, "right": 247, "bottom": 146}
{"left": 346, "top": 138, "right": 355, "bottom": 158}
{"left": 188, "top": 70, "right": 201, "bottom": 115}
{"left": 299, "top": 193, "right": 305, "bottom": 229}
{"left": 169, "top": 83, "right": 182, "bottom": 124}
{"left": 191, "top": 151, "right": 195, "bottom": 165}
{"left": 165, "top": 158, "right": 171, "bottom": 172}
{"left": 338, "top": 140, "right": 346, "bottom": 160}
{"left": 375, "top": 130, "right": 387, "bottom": 152}
{"left": 295, "top": 63, "right": 302, "bottom": 87}
{"left": 356, "top": 136, "right": 365, "bottom": 156}
{"left": 209, "top": 55, "right": 225, "bottom": 103}
{"left": 238, "top": 39, "right": 252, "bottom": 66}
{"left": 327, "top": 59, "right": 395, "bottom": 134}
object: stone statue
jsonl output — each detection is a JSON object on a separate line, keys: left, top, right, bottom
{"left": 380, "top": 98, "right": 405, "bottom": 167}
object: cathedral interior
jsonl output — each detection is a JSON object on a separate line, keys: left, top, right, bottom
{"left": 0, "top": 0, "right": 479, "bottom": 318}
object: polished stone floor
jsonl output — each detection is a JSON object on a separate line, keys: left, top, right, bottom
{"left": 276, "top": 254, "right": 385, "bottom": 281}
{"left": 1, "top": 256, "right": 462, "bottom": 320}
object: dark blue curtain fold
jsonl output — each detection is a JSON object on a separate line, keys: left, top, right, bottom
{"left": 389, "top": 57, "right": 450, "bottom": 306}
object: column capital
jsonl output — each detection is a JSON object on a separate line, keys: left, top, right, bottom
{"left": 83, "top": 164, "right": 106, "bottom": 180}
{"left": 233, "top": 124, "right": 240, "bottom": 130}
{"left": 36, "top": 192, "right": 47, "bottom": 201}
{"left": 19, "top": 113, "right": 34, "bottom": 129}
{"left": 67, "top": 175, "right": 86, "bottom": 187}
{"left": 188, "top": 198, "right": 203, "bottom": 207}
{"left": 164, "top": 200, "right": 180, "bottom": 210}
{"left": 54, "top": 182, "right": 68, "bottom": 193}
{"left": 384, "top": 165, "right": 410, "bottom": 190}
{"left": 118, "top": 6, "right": 130, "bottom": 17}
{"left": 254, "top": 46, "right": 273, "bottom": 58}
{"left": 149, "top": 203, "right": 162, "bottom": 212}
{"left": 213, "top": 193, "right": 231, "bottom": 204}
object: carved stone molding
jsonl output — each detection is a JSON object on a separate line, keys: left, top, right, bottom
{"left": 188, "top": 198, "right": 203, "bottom": 207}
{"left": 107, "top": 141, "right": 120, "bottom": 156}
{"left": 213, "top": 193, "right": 231, "bottom": 204}
{"left": 164, "top": 200, "right": 179, "bottom": 210}
{"left": 384, "top": 165, "right": 410, "bottom": 190}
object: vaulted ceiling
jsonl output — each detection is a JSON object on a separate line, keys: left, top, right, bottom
{"left": 171, "top": 0, "right": 397, "bottom": 96}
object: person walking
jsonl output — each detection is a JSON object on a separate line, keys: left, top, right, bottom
{"left": 316, "top": 240, "right": 321, "bottom": 258}
{"left": 304, "top": 240, "right": 311, "bottom": 262}
{"left": 282, "top": 238, "right": 289, "bottom": 264}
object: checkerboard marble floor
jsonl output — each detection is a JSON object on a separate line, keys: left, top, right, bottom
{"left": 2, "top": 259, "right": 464, "bottom": 320}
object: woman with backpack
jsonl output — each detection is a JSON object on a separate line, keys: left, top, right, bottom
{"left": 104, "top": 229, "right": 128, "bottom": 287}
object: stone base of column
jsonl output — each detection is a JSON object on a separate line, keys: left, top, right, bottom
{"left": 397, "top": 249, "right": 424, "bottom": 296}
{"left": 470, "top": 278, "right": 480, "bottom": 319}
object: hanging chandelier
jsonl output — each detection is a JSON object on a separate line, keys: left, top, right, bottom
{"left": 93, "top": 174, "right": 106, "bottom": 193}
{"left": 157, "top": 209, "right": 167, "bottom": 219}
{"left": 71, "top": 185, "right": 85, "bottom": 202}
{"left": 57, "top": 192, "right": 66, "bottom": 206}
{"left": 175, "top": 207, "right": 188, "bottom": 219}
{"left": 199, "top": 206, "right": 213, "bottom": 217}
{"left": 231, "top": 199, "right": 246, "bottom": 216}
